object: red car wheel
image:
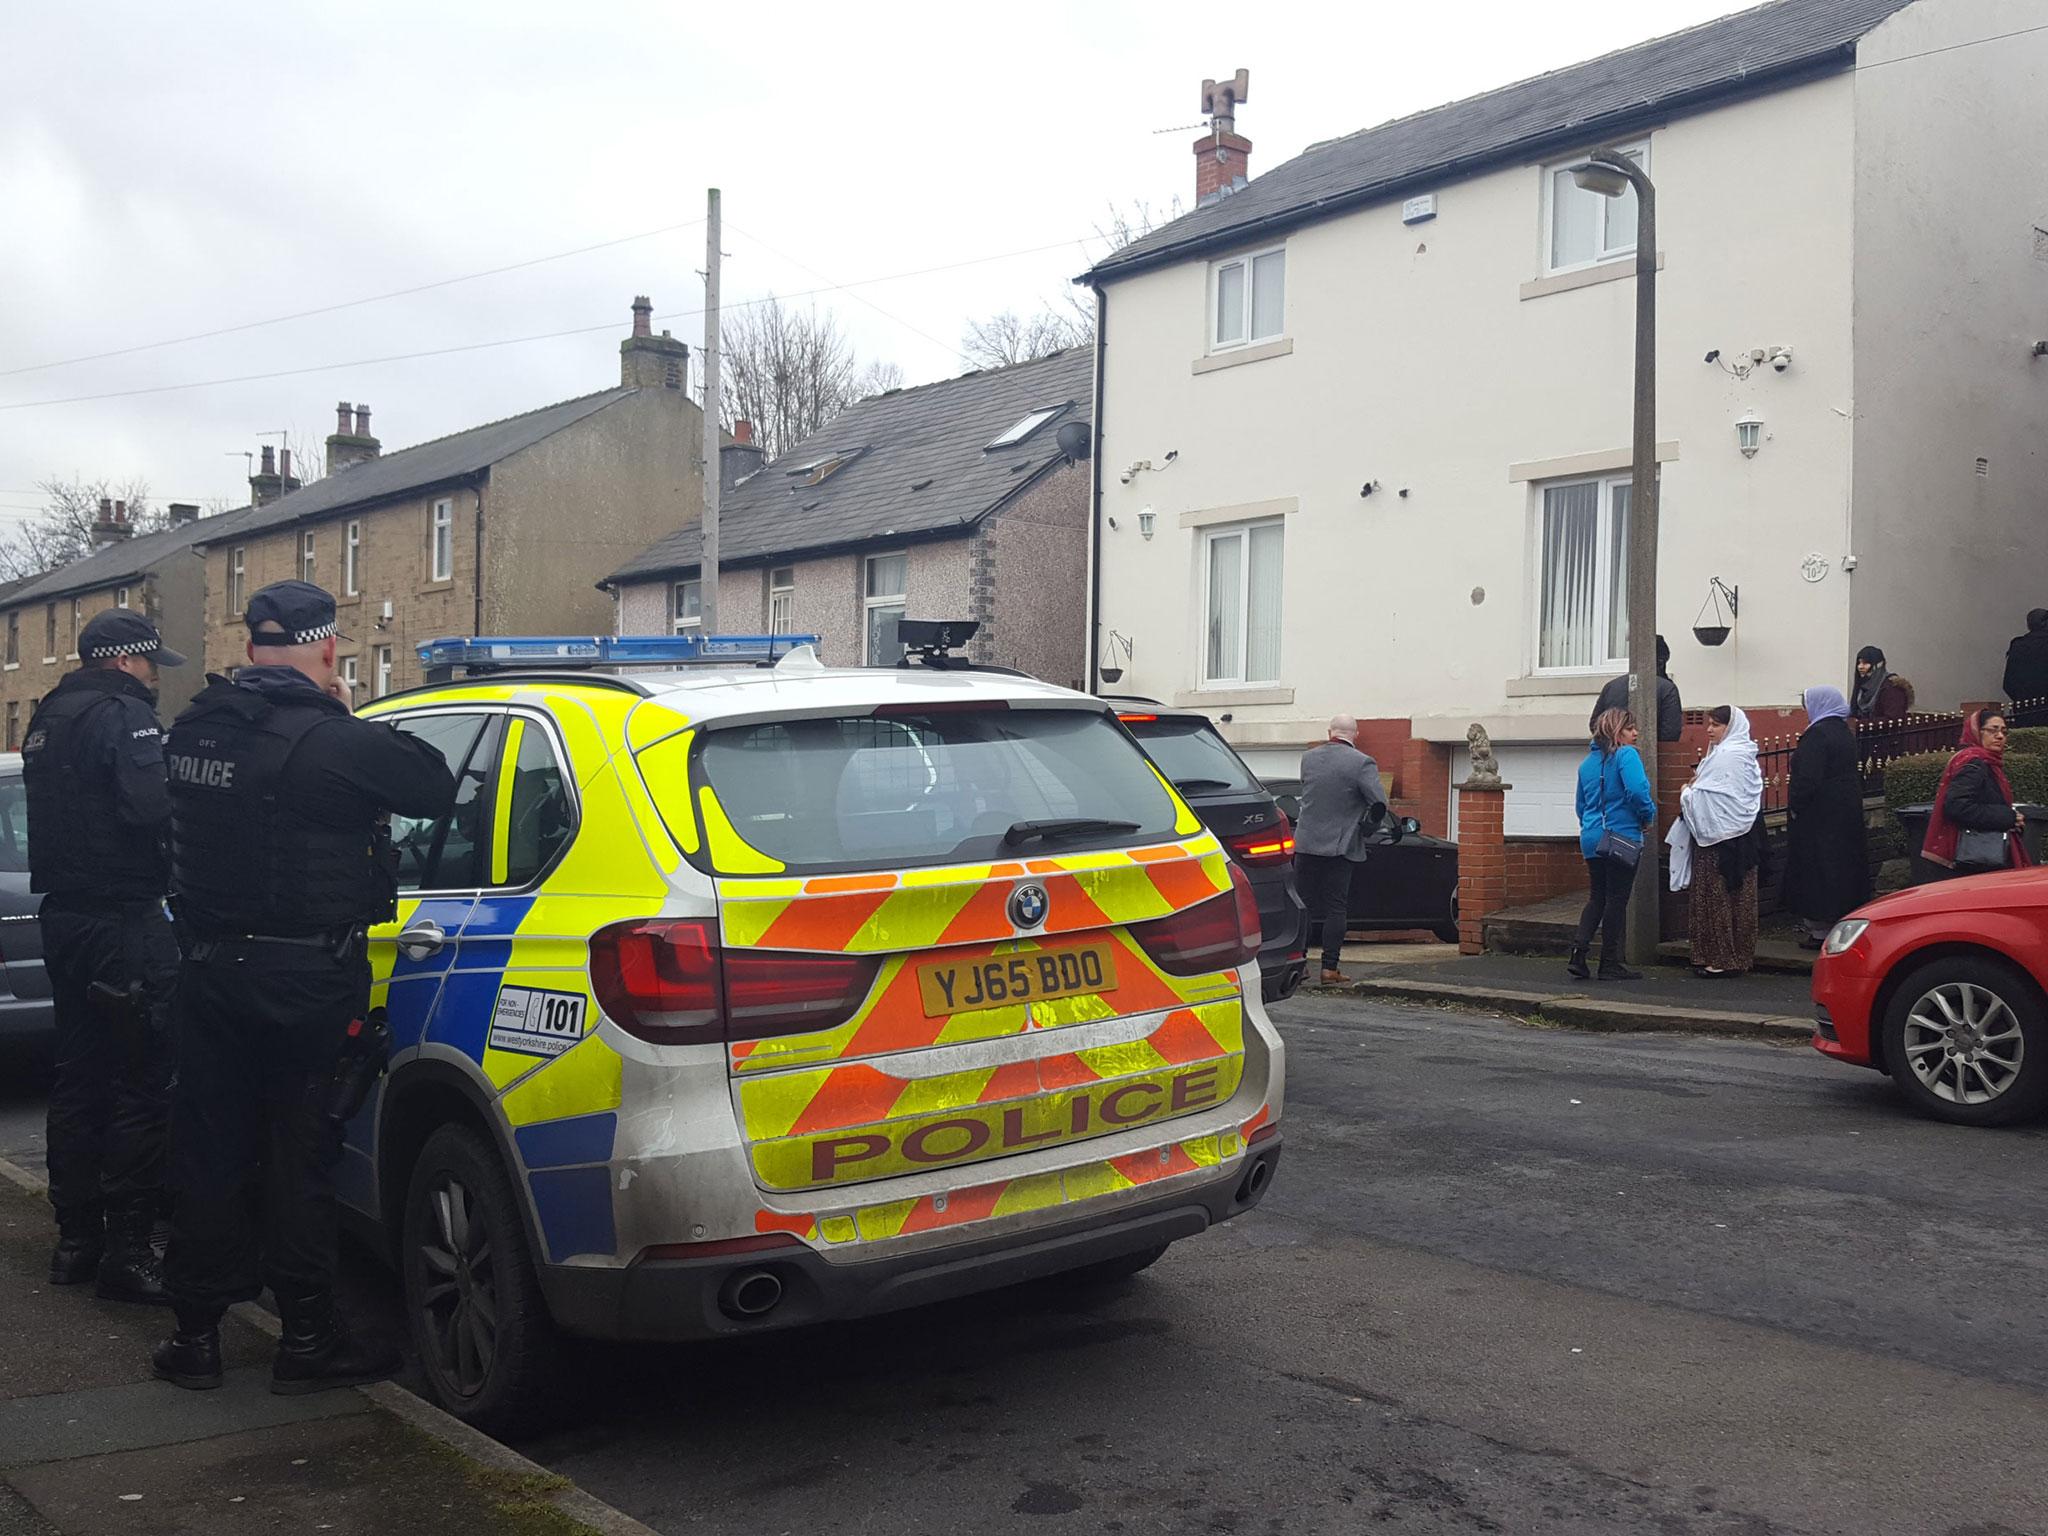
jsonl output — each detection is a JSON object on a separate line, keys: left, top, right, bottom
{"left": 1879, "top": 955, "right": 2048, "bottom": 1127}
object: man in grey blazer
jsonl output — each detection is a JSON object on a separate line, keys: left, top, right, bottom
{"left": 1293, "top": 715, "right": 1391, "bottom": 984}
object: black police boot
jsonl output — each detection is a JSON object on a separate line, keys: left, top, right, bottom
{"left": 49, "top": 1209, "right": 105, "bottom": 1286}
{"left": 151, "top": 1324, "right": 224, "bottom": 1391}
{"left": 95, "top": 1208, "right": 170, "bottom": 1307}
{"left": 271, "top": 1308, "right": 401, "bottom": 1397}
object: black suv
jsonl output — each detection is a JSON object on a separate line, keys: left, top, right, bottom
{"left": 1110, "top": 702, "right": 1307, "bottom": 1002}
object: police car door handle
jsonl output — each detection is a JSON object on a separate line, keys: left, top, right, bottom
{"left": 397, "top": 920, "right": 446, "bottom": 960}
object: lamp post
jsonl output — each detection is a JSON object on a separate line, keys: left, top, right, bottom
{"left": 1570, "top": 148, "right": 1660, "bottom": 966}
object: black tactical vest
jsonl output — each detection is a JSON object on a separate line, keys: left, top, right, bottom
{"left": 166, "top": 683, "right": 394, "bottom": 937}
{"left": 22, "top": 672, "right": 166, "bottom": 901}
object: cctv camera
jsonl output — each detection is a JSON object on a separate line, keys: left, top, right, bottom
{"left": 1770, "top": 348, "right": 1792, "bottom": 373}
{"left": 1704, "top": 348, "right": 1720, "bottom": 364}
{"left": 1119, "top": 471, "right": 1134, "bottom": 485}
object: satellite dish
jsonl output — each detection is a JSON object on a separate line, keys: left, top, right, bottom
{"left": 1055, "top": 421, "right": 1092, "bottom": 463}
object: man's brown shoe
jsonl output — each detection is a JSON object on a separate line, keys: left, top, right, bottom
{"left": 1320, "top": 968, "right": 1348, "bottom": 985}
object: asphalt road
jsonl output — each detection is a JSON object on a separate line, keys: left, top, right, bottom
{"left": 4, "top": 1000, "right": 2045, "bottom": 1534}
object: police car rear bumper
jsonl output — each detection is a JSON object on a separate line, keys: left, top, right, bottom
{"left": 539, "top": 1136, "right": 1282, "bottom": 1342}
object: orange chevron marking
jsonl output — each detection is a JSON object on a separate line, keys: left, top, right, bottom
{"left": 1145, "top": 856, "right": 1225, "bottom": 912}
{"left": 787, "top": 1064, "right": 904, "bottom": 1136}
{"left": 806, "top": 873, "right": 899, "bottom": 894}
{"left": 754, "top": 1209, "right": 817, "bottom": 1237}
{"left": 1146, "top": 1007, "right": 1232, "bottom": 1066}
{"left": 936, "top": 880, "right": 1017, "bottom": 946}
{"left": 1037, "top": 1051, "right": 1104, "bottom": 1090}
{"left": 1241, "top": 1105, "right": 1271, "bottom": 1141}
{"left": 975, "top": 1060, "right": 1042, "bottom": 1104}
{"left": 899, "top": 1179, "right": 1009, "bottom": 1236}
{"left": 761, "top": 890, "right": 893, "bottom": 952}
{"left": 1112, "top": 1145, "right": 1202, "bottom": 1186}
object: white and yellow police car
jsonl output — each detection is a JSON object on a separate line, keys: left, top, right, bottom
{"left": 348, "top": 634, "right": 1285, "bottom": 1428}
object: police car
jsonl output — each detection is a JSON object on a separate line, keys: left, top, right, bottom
{"left": 348, "top": 634, "right": 1285, "bottom": 1429}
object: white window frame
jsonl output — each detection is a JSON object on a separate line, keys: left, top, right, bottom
{"left": 768, "top": 567, "right": 795, "bottom": 635}
{"left": 374, "top": 644, "right": 393, "bottom": 699}
{"left": 344, "top": 520, "right": 361, "bottom": 597}
{"left": 672, "top": 578, "right": 702, "bottom": 635}
{"left": 1530, "top": 473, "right": 1633, "bottom": 675}
{"left": 429, "top": 499, "right": 453, "bottom": 583}
{"left": 227, "top": 550, "right": 245, "bottom": 620}
{"left": 1199, "top": 519, "right": 1284, "bottom": 687}
{"left": 300, "top": 529, "right": 316, "bottom": 583}
{"left": 863, "top": 551, "right": 908, "bottom": 666}
{"left": 1542, "top": 139, "right": 1649, "bottom": 276}
{"left": 1208, "top": 245, "right": 1286, "bottom": 353}
{"left": 66, "top": 599, "right": 81, "bottom": 660}
{"left": 342, "top": 654, "right": 359, "bottom": 693}
{"left": 116, "top": 587, "right": 129, "bottom": 609}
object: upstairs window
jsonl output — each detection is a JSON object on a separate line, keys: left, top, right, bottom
{"left": 300, "top": 530, "right": 316, "bottom": 583}
{"left": 43, "top": 604, "right": 56, "bottom": 660}
{"left": 864, "top": 553, "right": 907, "bottom": 666}
{"left": 344, "top": 520, "right": 362, "bottom": 596}
{"left": 430, "top": 499, "right": 453, "bottom": 583}
{"left": 1535, "top": 475, "right": 1632, "bottom": 671}
{"left": 227, "top": 549, "right": 246, "bottom": 619}
{"left": 1545, "top": 141, "right": 1646, "bottom": 274}
{"left": 1211, "top": 247, "right": 1285, "bottom": 351}
{"left": 768, "top": 567, "right": 795, "bottom": 634}
{"left": 673, "top": 579, "right": 702, "bottom": 635}
{"left": 4, "top": 612, "right": 16, "bottom": 666}
{"left": 1201, "top": 520, "right": 1284, "bottom": 686}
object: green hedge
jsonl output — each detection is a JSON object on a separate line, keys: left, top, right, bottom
{"left": 1883, "top": 749, "right": 2048, "bottom": 813}
{"left": 2007, "top": 727, "right": 2048, "bottom": 758}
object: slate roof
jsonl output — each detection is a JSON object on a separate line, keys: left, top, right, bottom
{"left": 1089, "top": 0, "right": 1914, "bottom": 281}
{"left": 200, "top": 386, "right": 639, "bottom": 543}
{"left": 604, "top": 348, "right": 1093, "bottom": 586}
{"left": 2, "top": 509, "right": 238, "bottom": 608}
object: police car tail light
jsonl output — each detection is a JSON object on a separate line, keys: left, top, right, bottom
{"left": 1224, "top": 812, "right": 1296, "bottom": 867}
{"left": 722, "top": 948, "right": 879, "bottom": 1042}
{"left": 589, "top": 918, "right": 724, "bottom": 1045}
{"left": 1128, "top": 863, "right": 1263, "bottom": 975}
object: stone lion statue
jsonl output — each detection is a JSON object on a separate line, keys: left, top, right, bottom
{"left": 1464, "top": 722, "right": 1502, "bottom": 786}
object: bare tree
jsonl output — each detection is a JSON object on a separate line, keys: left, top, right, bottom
{"left": 0, "top": 476, "right": 161, "bottom": 582}
{"left": 716, "top": 296, "right": 903, "bottom": 461}
{"left": 961, "top": 196, "right": 1186, "bottom": 365}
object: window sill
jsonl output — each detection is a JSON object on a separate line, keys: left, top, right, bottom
{"left": 420, "top": 579, "right": 455, "bottom": 594}
{"left": 1191, "top": 337, "right": 1293, "bottom": 375}
{"left": 1519, "top": 251, "right": 1663, "bottom": 301}
{"left": 1173, "top": 684, "right": 1295, "bottom": 707}
{"left": 1505, "top": 674, "right": 1611, "bottom": 698}
{"left": 2, "top": 663, "right": 16, "bottom": 673}
{"left": 40, "top": 657, "right": 56, "bottom": 666}
{"left": 336, "top": 592, "right": 364, "bottom": 606}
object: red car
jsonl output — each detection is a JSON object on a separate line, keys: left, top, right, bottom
{"left": 1812, "top": 869, "right": 2048, "bottom": 1126}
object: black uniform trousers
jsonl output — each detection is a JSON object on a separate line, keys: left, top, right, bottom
{"left": 39, "top": 897, "right": 178, "bottom": 1231}
{"left": 163, "top": 940, "right": 367, "bottom": 1329}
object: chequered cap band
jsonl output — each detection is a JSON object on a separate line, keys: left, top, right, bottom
{"left": 293, "top": 623, "right": 337, "bottom": 644}
{"left": 250, "top": 622, "right": 336, "bottom": 644}
{"left": 83, "top": 639, "right": 158, "bottom": 659}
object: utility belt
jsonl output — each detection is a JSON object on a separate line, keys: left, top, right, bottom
{"left": 182, "top": 926, "right": 367, "bottom": 966}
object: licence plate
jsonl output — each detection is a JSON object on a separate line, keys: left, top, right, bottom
{"left": 917, "top": 942, "right": 1118, "bottom": 1017}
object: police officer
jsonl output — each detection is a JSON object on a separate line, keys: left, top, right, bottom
{"left": 22, "top": 610, "right": 184, "bottom": 1304}
{"left": 151, "top": 581, "right": 454, "bottom": 1394}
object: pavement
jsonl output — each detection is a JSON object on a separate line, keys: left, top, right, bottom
{"left": 0, "top": 1163, "right": 653, "bottom": 1535}
{"left": 1321, "top": 939, "right": 1818, "bottom": 1038}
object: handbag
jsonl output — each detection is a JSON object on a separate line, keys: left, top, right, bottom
{"left": 1594, "top": 753, "right": 1644, "bottom": 867}
{"left": 1955, "top": 827, "right": 2010, "bottom": 870}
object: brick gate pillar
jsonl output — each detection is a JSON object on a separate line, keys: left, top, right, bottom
{"left": 1454, "top": 778, "right": 1510, "bottom": 955}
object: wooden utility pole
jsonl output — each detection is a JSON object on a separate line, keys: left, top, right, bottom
{"left": 701, "top": 188, "right": 722, "bottom": 633}
{"left": 1617, "top": 157, "right": 1661, "bottom": 967}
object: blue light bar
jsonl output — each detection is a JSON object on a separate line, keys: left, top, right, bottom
{"left": 415, "top": 633, "right": 821, "bottom": 672}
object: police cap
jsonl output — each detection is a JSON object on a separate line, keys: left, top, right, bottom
{"left": 79, "top": 608, "right": 186, "bottom": 666}
{"left": 245, "top": 580, "right": 350, "bottom": 645}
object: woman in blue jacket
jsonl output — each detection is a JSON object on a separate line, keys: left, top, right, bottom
{"left": 1570, "top": 707, "right": 1658, "bottom": 981}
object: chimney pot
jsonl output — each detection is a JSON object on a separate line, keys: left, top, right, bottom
{"left": 336, "top": 400, "right": 354, "bottom": 434}
{"left": 259, "top": 444, "right": 276, "bottom": 475}
{"left": 631, "top": 296, "right": 653, "bottom": 338}
{"left": 98, "top": 496, "right": 113, "bottom": 519}
{"left": 735, "top": 419, "right": 754, "bottom": 445}
{"left": 354, "top": 404, "right": 370, "bottom": 437}
{"left": 1194, "top": 68, "right": 1253, "bottom": 205}
{"left": 113, "top": 499, "right": 126, "bottom": 523}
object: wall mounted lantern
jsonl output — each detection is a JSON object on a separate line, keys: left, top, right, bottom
{"left": 1735, "top": 413, "right": 1764, "bottom": 458}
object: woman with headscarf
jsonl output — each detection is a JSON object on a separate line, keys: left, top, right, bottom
{"left": 1850, "top": 646, "right": 1913, "bottom": 721}
{"left": 1922, "top": 707, "right": 2033, "bottom": 878}
{"left": 1785, "top": 685, "right": 1871, "bottom": 945}
{"left": 1670, "top": 705, "right": 1764, "bottom": 976}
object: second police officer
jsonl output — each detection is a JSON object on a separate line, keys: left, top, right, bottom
{"left": 151, "top": 581, "right": 455, "bottom": 1394}
{"left": 21, "top": 610, "right": 185, "bottom": 1304}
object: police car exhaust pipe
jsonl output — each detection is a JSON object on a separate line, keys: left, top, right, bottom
{"left": 1236, "top": 1157, "right": 1272, "bottom": 1205}
{"left": 720, "top": 1269, "right": 784, "bottom": 1320}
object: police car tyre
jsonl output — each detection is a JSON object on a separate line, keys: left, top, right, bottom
{"left": 1878, "top": 955, "right": 2048, "bottom": 1127}
{"left": 402, "top": 1124, "right": 563, "bottom": 1432}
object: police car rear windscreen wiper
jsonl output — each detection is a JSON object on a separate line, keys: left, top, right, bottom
{"left": 1003, "top": 817, "right": 1142, "bottom": 848}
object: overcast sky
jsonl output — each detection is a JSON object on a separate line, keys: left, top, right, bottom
{"left": 0, "top": 0, "right": 1743, "bottom": 528}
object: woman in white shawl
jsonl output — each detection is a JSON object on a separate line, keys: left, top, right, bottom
{"left": 1668, "top": 705, "right": 1766, "bottom": 976}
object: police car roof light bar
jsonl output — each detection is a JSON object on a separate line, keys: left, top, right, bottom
{"left": 415, "top": 633, "right": 823, "bottom": 678}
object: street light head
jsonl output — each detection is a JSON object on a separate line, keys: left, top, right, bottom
{"left": 1568, "top": 160, "right": 1632, "bottom": 199}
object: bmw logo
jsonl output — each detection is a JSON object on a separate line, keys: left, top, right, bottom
{"left": 1008, "top": 882, "right": 1050, "bottom": 929}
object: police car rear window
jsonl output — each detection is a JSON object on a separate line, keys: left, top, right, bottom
{"left": 684, "top": 708, "right": 1180, "bottom": 874}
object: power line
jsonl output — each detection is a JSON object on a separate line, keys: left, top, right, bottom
{"left": 725, "top": 220, "right": 971, "bottom": 365}
{"left": 1853, "top": 18, "right": 2048, "bottom": 71}
{"left": 0, "top": 218, "right": 708, "bottom": 380}
{"left": 0, "top": 235, "right": 1093, "bottom": 412}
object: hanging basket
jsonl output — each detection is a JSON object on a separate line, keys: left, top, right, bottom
{"left": 1693, "top": 579, "right": 1738, "bottom": 648}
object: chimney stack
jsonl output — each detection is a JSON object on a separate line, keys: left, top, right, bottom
{"left": 620, "top": 295, "right": 688, "bottom": 390}
{"left": 91, "top": 496, "right": 128, "bottom": 549}
{"left": 327, "top": 398, "right": 382, "bottom": 471}
{"left": 1194, "top": 69, "right": 1252, "bottom": 205}
{"left": 167, "top": 502, "right": 200, "bottom": 527}
{"left": 250, "top": 444, "right": 287, "bottom": 506}
{"left": 260, "top": 445, "right": 276, "bottom": 476}
{"left": 720, "top": 420, "right": 765, "bottom": 492}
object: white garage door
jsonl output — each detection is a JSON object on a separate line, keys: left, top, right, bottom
{"left": 1489, "top": 742, "right": 1585, "bottom": 838}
